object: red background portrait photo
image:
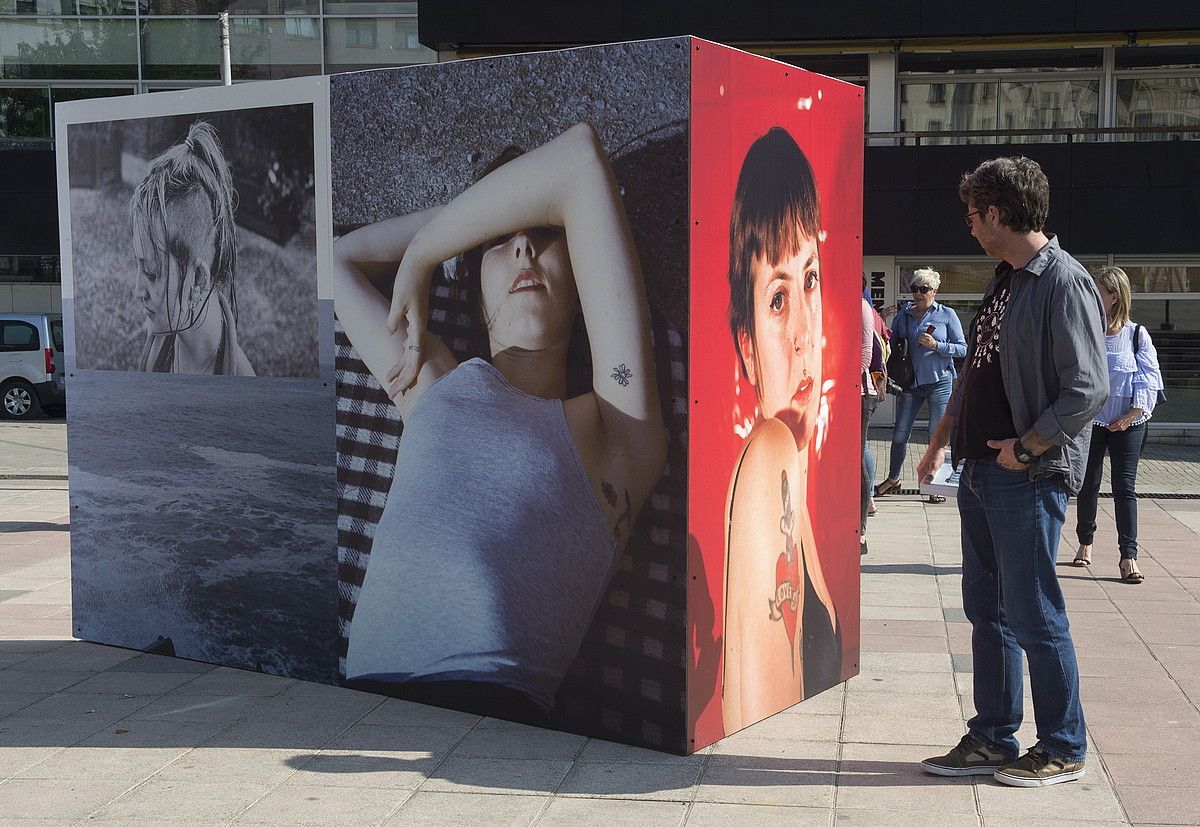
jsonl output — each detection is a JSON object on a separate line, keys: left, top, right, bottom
{"left": 688, "top": 41, "right": 864, "bottom": 750}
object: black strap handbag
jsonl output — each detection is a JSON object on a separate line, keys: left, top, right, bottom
{"left": 885, "top": 318, "right": 915, "bottom": 392}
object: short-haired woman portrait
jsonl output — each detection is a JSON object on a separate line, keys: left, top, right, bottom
{"left": 721, "top": 127, "right": 841, "bottom": 735}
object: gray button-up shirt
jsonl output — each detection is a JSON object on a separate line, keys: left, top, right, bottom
{"left": 949, "top": 235, "right": 1109, "bottom": 494}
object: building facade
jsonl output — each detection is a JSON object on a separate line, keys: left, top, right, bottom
{"left": 3, "top": 1, "right": 1198, "bottom": 428}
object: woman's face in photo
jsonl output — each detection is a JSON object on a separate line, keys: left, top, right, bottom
{"left": 132, "top": 190, "right": 218, "bottom": 328}
{"left": 739, "top": 232, "right": 823, "bottom": 450}
{"left": 479, "top": 226, "right": 580, "bottom": 353}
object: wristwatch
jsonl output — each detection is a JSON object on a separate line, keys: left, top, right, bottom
{"left": 1012, "top": 438, "right": 1035, "bottom": 465}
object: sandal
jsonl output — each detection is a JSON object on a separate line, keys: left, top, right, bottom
{"left": 1120, "top": 559, "right": 1145, "bottom": 584}
{"left": 1072, "top": 545, "right": 1092, "bottom": 567}
{"left": 874, "top": 479, "right": 901, "bottom": 497}
{"left": 926, "top": 494, "right": 946, "bottom": 504}
{"left": 867, "top": 497, "right": 877, "bottom": 517}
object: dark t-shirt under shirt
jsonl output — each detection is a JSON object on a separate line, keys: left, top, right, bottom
{"left": 954, "top": 269, "right": 1019, "bottom": 460}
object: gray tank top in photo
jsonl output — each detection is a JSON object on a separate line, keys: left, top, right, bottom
{"left": 344, "top": 358, "right": 617, "bottom": 712}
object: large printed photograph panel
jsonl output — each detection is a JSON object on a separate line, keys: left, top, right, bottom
{"left": 688, "top": 43, "right": 865, "bottom": 750}
{"left": 67, "top": 104, "right": 319, "bottom": 378}
{"left": 62, "top": 90, "right": 338, "bottom": 685}
{"left": 330, "top": 39, "right": 690, "bottom": 752}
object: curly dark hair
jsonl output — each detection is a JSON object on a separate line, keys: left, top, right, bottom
{"left": 958, "top": 156, "right": 1049, "bottom": 233}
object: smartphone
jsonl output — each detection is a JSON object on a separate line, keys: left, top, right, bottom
{"left": 926, "top": 325, "right": 935, "bottom": 335}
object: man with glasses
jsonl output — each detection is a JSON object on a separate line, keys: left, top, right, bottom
{"left": 916, "top": 156, "right": 1107, "bottom": 787}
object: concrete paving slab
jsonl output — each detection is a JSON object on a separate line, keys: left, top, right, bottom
{"left": 289, "top": 750, "right": 433, "bottom": 790}
{"left": 234, "top": 781, "right": 413, "bottom": 825}
{"left": 556, "top": 760, "right": 703, "bottom": 801}
{"left": 1117, "top": 785, "right": 1200, "bottom": 825}
{"left": 422, "top": 757, "right": 573, "bottom": 796}
{"left": 834, "top": 744, "right": 977, "bottom": 815}
{"left": 382, "top": 790, "right": 547, "bottom": 826}
{"left": 449, "top": 722, "right": 586, "bottom": 761}
{"left": 15, "top": 745, "right": 187, "bottom": 784}
{"left": 90, "top": 779, "right": 273, "bottom": 823}
{"left": 0, "top": 777, "right": 135, "bottom": 821}
{"left": 836, "top": 810, "right": 981, "bottom": 826}
{"left": 537, "top": 797, "right": 688, "bottom": 826}
{"left": 975, "top": 769, "right": 1125, "bottom": 822}
{"left": 685, "top": 802, "right": 831, "bottom": 827}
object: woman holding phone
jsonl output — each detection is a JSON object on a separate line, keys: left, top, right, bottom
{"left": 875, "top": 268, "right": 966, "bottom": 503}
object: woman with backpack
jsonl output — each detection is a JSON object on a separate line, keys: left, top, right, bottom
{"left": 1073, "top": 266, "right": 1165, "bottom": 583}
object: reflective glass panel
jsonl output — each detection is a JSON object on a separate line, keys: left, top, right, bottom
{"left": 0, "top": 85, "right": 49, "bottom": 137}
{"left": 51, "top": 84, "right": 132, "bottom": 103}
{"left": 0, "top": 17, "right": 138, "bottom": 79}
{"left": 321, "top": 0, "right": 416, "bottom": 16}
{"left": 998, "top": 79, "right": 1099, "bottom": 142}
{"left": 0, "top": 0, "right": 137, "bottom": 16}
{"left": 323, "top": 16, "right": 433, "bottom": 73}
{"left": 142, "top": 16, "right": 321, "bottom": 81}
{"left": 1128, "top": 295, "right": 1200, "bottom": 424}
{"left": 1115, "top": 76, "right": 1200, "bottom": 141}
{"left": 144, "top": 0, "right": 319, "bottom": 15}
{"left": 1117, "top": 265, "right": 1200, "bottom": 295}
{"left": 899, "top": 81, "right": 996, "bottom": 144}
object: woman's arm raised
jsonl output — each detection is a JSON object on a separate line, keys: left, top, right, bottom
{"left": 332, "top": 208, "right": 456, "bottom": 420}
{"left": 388, "top": 123, "right": 666, "bottom": 502}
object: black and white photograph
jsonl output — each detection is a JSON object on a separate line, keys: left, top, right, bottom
{"left": 66, "top": 103, "right": 319, "bottom": 378}
{"left": 330, "top": 40, "right": 691, "bottom": 751}
{"left": 67, "top": 370, "right": 339, "bottom": 683}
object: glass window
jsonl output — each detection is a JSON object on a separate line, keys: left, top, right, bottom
{"left": 321, "top": 0, "right": 416, "bottom": 16}
{"left": 51, "top": 85, "right": 133, "bottom": 104}
{"left": 899, "top": 262, "right": 996, "bottom": 296}
{"left": 50, "top": 318, "right": 62, "bottom": 351}
{"left": 343, "top": 18, "right": 376, "bottom": 48}
{"left": 142, "top": 16, "right": 321, "bottom": 81}
{"left": 0, "top": 86, "right": 49, "bottom": 138}
{"left": 1114, "top": 76, "right": 1200, "bottom": 141}
{"left": 0, "top": 18, "right": 138, "bottom": 80}
{"left": 231, "top": 16, "right": 321, "bottom": 79}
{"left": 998, "top": 79, "right": 1099, "bottom": 143}
{"left": 0, "top": 254, "right": 58, "bottom": 282}
{"left": 1115, "top": 265, "right": 1199, "bottom": 295}
{"left": 0, "top": 0, "right": 138, "bottom": 16}
{"left": 0, "top": 320, "right": 39, "bottom": 351}
{"left": 900, "top": 81, "right": 996, "bottom": 144}
{"left": 144, "top": 0, "right": 319, "bottom": 14}
{"left": 1125, "top": 294, "right": 1200, "bottom": 426}
{"left": 899, "top": 49, "right": 1102, "bottom": 74}
{"left": 140, "top": 18, "right": 219, "bottom": 81}
{"left": 324, "top": 16, "right": 433, "bottom": 74}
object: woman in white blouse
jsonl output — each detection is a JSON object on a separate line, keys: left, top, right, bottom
{"left": 1073, "top": 266, "right": 1164, "bottom": 583}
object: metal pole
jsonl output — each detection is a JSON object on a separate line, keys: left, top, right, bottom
{"left": 219, "top": 12, "right": 232, "bottom": 86}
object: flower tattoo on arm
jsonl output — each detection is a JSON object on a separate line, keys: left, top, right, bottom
{"left": 611, "top": 363, "right": 632, "bottom": 386}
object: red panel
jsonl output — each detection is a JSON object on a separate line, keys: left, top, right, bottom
{"left": 687, "top": 40, "right": 864, "bottom": 751}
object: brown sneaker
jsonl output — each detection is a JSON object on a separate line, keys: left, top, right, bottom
{"left": 994, "top": 747, "right": 1085, "bottom": 787}
{"left": 921, "top": 733, "right": 1013, "bottom": 777}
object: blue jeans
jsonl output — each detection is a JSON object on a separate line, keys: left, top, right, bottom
{"left": 958, "top": 459, "right": 1087, "bottom": 762}
{"left": 861, "top": 394, "right": 879, "bottom": 535}
{"left": 887, "top": 374, "right": 953, "bottom": 481}
{"left": 1076, "top": 422, "right": 1145, "bottom": 560}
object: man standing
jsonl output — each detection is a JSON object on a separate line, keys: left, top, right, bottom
{"left": 917, "top": 157, "right": 1107, "bottom": 787}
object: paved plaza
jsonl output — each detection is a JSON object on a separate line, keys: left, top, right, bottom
{"left": 1, "top": 421, "right": 1198, "bottom": 825}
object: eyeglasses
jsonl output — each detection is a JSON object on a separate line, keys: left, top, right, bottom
{"left": 911, "top": 286, "right": 933, "bottom": 295}
{"left": 964, "top": 210, "right": 981, "bottom": 227}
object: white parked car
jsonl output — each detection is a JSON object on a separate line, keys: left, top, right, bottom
{"left": 1, "top": 313, "right": 66, "bottom": 420}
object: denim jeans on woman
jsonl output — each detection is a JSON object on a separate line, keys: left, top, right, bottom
{"left": 861, "top": 393, "right": 879, "bottom": 535}
{"left": 957, "top": 459, "right": 1087, "bottom": 761}
{"left": 887, "top": 374, "right": 954, "bottom": 481}
{"left": 1076, "top": 422, "right": 1146, "bottom": 560}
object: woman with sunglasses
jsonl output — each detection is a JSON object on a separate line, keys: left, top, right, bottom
{"left": 875, "top": 268, "right": 966, "bottom": 502}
